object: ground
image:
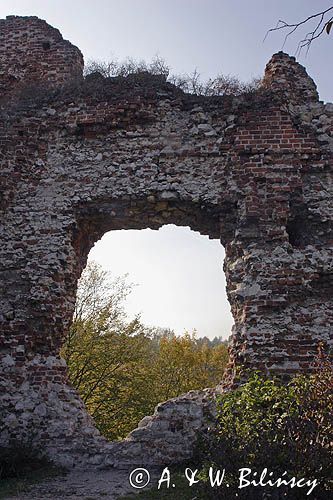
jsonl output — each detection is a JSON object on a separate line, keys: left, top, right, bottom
{"left": 2, "top": 467, "right": 148, "bottom": 499}
{"left": 1, "top": 467, "right": 195, "bottom": 499}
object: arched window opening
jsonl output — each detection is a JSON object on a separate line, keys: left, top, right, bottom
{"left": 62, "top": 225, "right": 233, "bottom": 440}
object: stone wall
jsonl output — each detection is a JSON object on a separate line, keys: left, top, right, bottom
{"left": 0, "top": 16, "right": 332, "bottom": 467}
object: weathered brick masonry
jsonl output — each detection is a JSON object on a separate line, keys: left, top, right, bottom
{"left": 0, "top": 16, "right": 332, "bottom": 467}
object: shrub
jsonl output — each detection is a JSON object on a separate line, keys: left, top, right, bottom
{"left": 84, "top": 55, "right": 170, "bottom": 79}
{"left": 195, "top": 356, "right": 332, "bottom": 499}
{"left": 84, "top": 56, "right": 261, "bottom": 97}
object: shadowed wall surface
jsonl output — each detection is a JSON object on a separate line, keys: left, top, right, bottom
{"left": 0, "top": 16, "right": 332, "bottom": 467}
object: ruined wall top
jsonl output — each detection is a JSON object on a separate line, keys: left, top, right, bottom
{"left": 0, "top": 16, "right": 83, "bottom": 94}
{"left": 0, "top": 16, "right": 321, "bottom": 108}
{"left": 262, "top": 51, "right": 319, "bottom": 104}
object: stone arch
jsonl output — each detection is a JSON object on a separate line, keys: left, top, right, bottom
{"left": 60, "top": 197, "right": 232, "bottom": 351}
{"left": 0, "top": 16, "right": 332, "bottom": 467}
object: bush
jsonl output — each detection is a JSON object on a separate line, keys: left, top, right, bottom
{"left": 195, "top": 356, "right": 332, "bottom": 499}
{"left": 84, "top": 55, "right": 170, "bottom": 79}
{"left": 84, "top": 56, "right": 261, "bottom": 97}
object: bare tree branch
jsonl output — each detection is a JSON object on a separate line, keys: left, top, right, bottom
{"left": 264, "top": 6, "right": 333, "bottom": 54}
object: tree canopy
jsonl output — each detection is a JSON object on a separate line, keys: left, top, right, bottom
{"left": 61, "top": 262, "right": 229, "bottom": 440}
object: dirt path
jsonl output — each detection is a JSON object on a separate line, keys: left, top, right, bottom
{"left": 5, "top": 467, "right": 160, "bottom": 500}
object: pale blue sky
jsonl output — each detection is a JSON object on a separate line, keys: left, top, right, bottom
{"left": 89, "top": 226, "right": 230, "bottom": 337}
{"left": 2, "top": 1, "right": 331, "bottom": 338}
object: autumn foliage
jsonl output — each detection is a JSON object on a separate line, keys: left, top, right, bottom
{"left": 61, "top": 262, "right": 229, "bottom": 440}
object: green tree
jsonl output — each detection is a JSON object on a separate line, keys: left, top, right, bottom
{"left": 150, "top": 331, "right": 228, "bottom": 402}
{"left": 61, "top": 262, "right": 153, "bottom": 439}
{"left": 62, "top": 261, "right": 229, "bottom": 440}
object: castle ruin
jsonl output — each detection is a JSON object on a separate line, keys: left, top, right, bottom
{"left": 0, "top": 16, "right": 332, "bottom": 467}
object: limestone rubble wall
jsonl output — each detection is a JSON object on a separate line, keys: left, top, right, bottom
{"left": 0, "top": 16, "right": 332, "bottom": 467}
